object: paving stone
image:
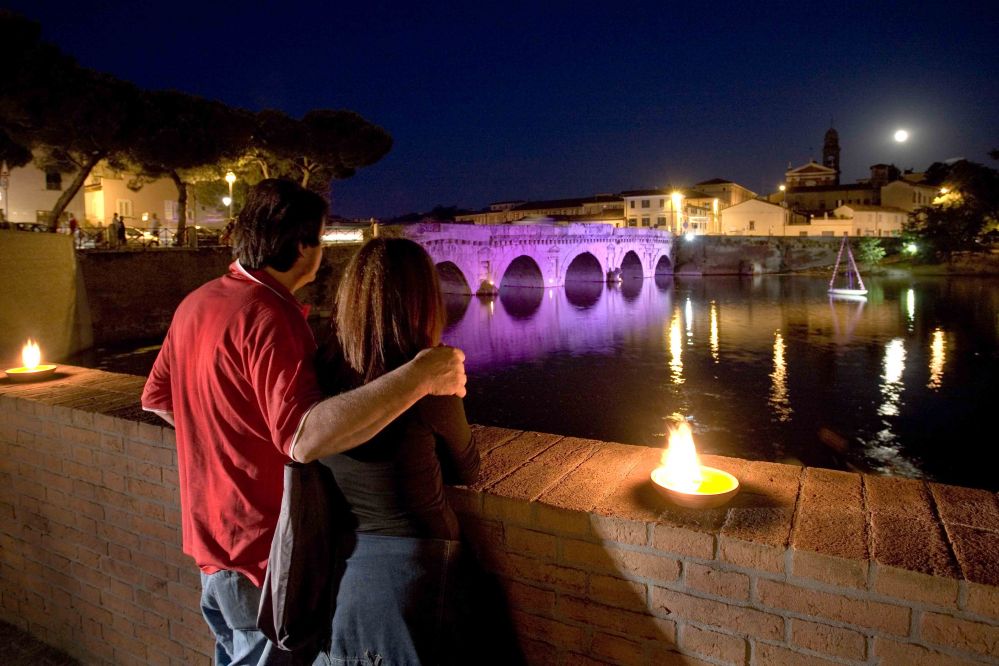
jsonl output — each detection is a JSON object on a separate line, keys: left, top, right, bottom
{"left": 469, "top": 430, "right": 561, "bottom": 492}
{"left": 945, "top": 523, "right": 999, "bottom": 586}
{"left": 538, "top": 442, "right": 645, "bottom": 512}
{"left": 930, "top": 483, "right": 999, "bottom": 531}
{"left": 486, "top": 436, "right": 599, "bottom": 500}
{"left": 792, "top": 467, "right": 867, "bottom": 560}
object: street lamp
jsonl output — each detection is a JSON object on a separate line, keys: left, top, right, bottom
{"left": 225, "top": 171, "right": 236, "bottom": 221}
{"left": 779, "top": 185, "right": 787, "bottom": 236}
{"left": 671, "top": 191, "right": 684, "bottom": 235}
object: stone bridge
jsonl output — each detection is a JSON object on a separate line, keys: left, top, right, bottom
{"left": 401, "top": 223, "right": 674, "bottom": 294}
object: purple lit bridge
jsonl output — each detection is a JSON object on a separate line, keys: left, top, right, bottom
{"left": 402, "top": 222, "right": 674, "bottom": 295}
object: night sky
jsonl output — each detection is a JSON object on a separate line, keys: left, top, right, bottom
{"left": 11, "top": 1, "right": 999, "bottom": 218}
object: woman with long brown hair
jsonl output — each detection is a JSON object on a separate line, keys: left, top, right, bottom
{"left": 316, "top": 237, "right": 480, "bottom": 664}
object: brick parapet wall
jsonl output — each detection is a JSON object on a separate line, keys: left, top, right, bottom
{"left": 1, "top": 366, "right": 997, "bottom": 665}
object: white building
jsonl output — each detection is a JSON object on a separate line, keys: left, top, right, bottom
{"left": 0, "top": 157, "right": 85, "bottom": 226}
{"left": 620, "top": 189, "right": 714, "bottom": 234}
{"left": 719, "top": 199, "right": 792, "bottom": 236}
{"left": 880, "top": 180, "right": 939, "bottom": 213}
{"left": 829, "top": 204, "right": 906, "bottom": 237}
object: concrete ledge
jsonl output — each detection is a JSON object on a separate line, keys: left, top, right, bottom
{"left": 2, "top": 366, "right": 998, "bottom": 665}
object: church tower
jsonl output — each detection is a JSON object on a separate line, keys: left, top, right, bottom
{"left": 823, "top": 126, "right": 841, "bottom": 185}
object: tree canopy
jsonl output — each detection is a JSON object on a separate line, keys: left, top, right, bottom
{"left": 0, "top": 10, "right": 392, "bottom": 231}
{"left": 904, "top": 156, "right": 999, "bottom": 259}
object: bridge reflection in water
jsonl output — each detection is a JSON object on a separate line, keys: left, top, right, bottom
{"left": 444, "top": 275, "right": 999, "bottom": 491}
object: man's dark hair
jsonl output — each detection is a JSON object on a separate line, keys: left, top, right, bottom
{"left": 233, "top": 178, "right": 327, "bottom": 271}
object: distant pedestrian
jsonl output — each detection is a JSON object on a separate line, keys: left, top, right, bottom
{"left": 68, "top": 214, "right": 79, "bottom": 246}
{"left": 150, "top": 213, "right": 161, "bottom": 240}
{"left": 117, "top": 214, "right": 127, "bottom": 245}
{"left": 110, "top": 214, "right": 121, "bottom": 248}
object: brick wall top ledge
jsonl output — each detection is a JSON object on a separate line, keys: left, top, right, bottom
{"left": 3, "top": 366, "right": 998, "bottom": 609}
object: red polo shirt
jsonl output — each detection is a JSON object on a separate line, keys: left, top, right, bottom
{"left": 142, "top": 261, "right": 323, "bottom": 586}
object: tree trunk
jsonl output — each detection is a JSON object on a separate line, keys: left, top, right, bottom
{"left": 46, "top": 151, "right": 104, "bottom": 232}
{"left": 169, "top": 170, "right": 187, "bottom": 246}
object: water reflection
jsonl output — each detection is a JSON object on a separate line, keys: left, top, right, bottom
{"left": 928, "top": 328, "right": 946, "bottom": 389}
{"left": 439, "top": 276, "right": 999, "bottom": 489}
{"left": 769, "top": 331, "right": 791, "bottom": 422}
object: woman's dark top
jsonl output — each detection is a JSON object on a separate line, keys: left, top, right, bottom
{"left": 319, "top": 394, "right": 479, "bottom": 540}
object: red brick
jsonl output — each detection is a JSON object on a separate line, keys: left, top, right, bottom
{"left": 561, "top": 539, "right": 680, "bottom": 583}
{"left": 651, "top": 587, "right": 783, "bottom": 640}
{"left": 873, "top": 636, "right": 982, "bottom": 666}
{"left": 486, "top": 436, "right": 597, "bottom": 500}
{"left": 537, "top": 443, "right": 645, "bottom": 512}
{"left": 946, "top": 524, "right": 999, "bottom": 587}
{"left": 680, "top": 624, "right": 746, "bottom": 665}
{"left": 533, "top": 503, "right": 591, "bottom": 536}
{"left": 588, "top": 573, "right": 649, "bottom": 612}
{"left": 873, "top": 565, "right": 959, "bottom": 607}
{"left": 482, "top": 493, "right": 533, "bottom": 525}
{"left": 493, "top": 551, "right": 587, "bottom": 594}
{"left": 470, "top": 431, "right": 562, "bottom": 492}
{"left": 590, "top": 514, "right": 648, "bottom": 546}
{"left": 591, "top": 632, "right": 647, "bottom": 666}
{"left": 501, "top": 580, "right": 555, "bottom": 613}
{"left": 718, "top": 535, "right": 785, "bottom": 574}
{"left": 920, "top": 611, "right": 999, "bottom": 658}
{"left": 506, "top": 526, "right": 556, "bottom": 560}
{"left": 517, "top": 637, "right": 558, "bottom": 665}
{"left": 684, "top": 563, "right": 750, "bottom": 602}
{"left": 756, "top": 579, "right": 909, "bottom": 635}
{"left": 930, "top": 483, "right": 999, "bottom": 531}
{"left": 651, "top": 523, "right": 715, "bottom": 559}
{"left": 790, "top": 618, "right": 866, "bottom": 661}
{"left": 557, "top": 595, "right": 675, "bottom": 642}
{"left": 511, "top": 609, "right": 586, "bottom": 648}
{"left": 791, "top": 548, "right": 868, "bottom": 589}
{"left": 752, "top": 642, "right": 843, "bottom": 665}
{"left": 965, "top": 581, "right": 999, "bottom": 619}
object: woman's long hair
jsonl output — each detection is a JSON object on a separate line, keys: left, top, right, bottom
{"left": 320, "top": 238, "right": 445, "bottom": 390}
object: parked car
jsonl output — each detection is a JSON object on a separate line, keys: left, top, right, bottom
{"left": 124, "top": 226, "right": 159, "bottom": 247}
{"left": 13, "top": 222, "right": 48, "bottom": 232}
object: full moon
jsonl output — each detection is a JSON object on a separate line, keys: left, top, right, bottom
{"left": 894, "top": 129, "right": 909, "bottom": 143}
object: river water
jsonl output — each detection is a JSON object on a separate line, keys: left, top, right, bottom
{"left": 69, "top": 275, "right": 999, "bottom": 490}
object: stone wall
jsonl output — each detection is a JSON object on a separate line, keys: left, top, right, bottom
{"left": 0, "top": 231, "right": 92, "bottom": 366}
{"left": 77, "top": 245, "right": 361, "bottom": 345}
{"left": 673, "top": 236, "right": 903, "bottom": 275}
{"left": 1, "top": 367, "right": 997, "bottom": 665}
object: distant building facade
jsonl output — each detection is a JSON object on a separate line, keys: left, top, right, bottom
{"left": 1, "top": 154, "right": 85, "bottom": 226}
{"left": 455, "top": 195, "right": 623, "bottom": 225}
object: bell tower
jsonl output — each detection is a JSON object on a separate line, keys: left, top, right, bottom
{"left": 823, "top": 125, "right": 841, "bottom": 185}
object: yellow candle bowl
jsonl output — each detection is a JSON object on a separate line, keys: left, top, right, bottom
{"left": 651, "top": 465, "right": 740, "bottom": 509}
{"left": 5, "top": 365, "right": 58, "bottom": 383}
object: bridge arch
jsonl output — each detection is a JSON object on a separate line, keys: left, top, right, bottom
{"left": 564, "top": 251, "right": 606, "bottom": 283}
{"left": 654, "top": 253, "right": 673, "bottom": 275}
{"left": 498, "top": 255, "right": 545, "bottom": 289}
{"left": 436, "top": 261, "right": 472, "bottom": 295}
{"left": 620, "top": 250, "right": 644, "bottom": 280}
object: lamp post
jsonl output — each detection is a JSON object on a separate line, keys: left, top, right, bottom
{"left": 671, "top": 191, "right": 684, "bottom": 235}
{"left": 225, "top": 170, "right": 236, "bottom": 221}
{"left": 779, "top": 184, "right": 787, "bottom": 236}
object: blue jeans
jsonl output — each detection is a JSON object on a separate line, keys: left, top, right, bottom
{"left": 321, "top": 534, "right": 465, "bottom": 665}
{"left": 200, "top": 570, "right": 299, "bottom": 666}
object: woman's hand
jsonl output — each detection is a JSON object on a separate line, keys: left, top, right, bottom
{"left": 413, "top": 346, "right": 466, "bottom": 398}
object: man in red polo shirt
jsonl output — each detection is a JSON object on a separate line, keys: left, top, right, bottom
{"left": 141, "top": 179, "right": 465, "bottom": 665}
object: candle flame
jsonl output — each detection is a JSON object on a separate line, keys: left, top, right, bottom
{"left": 660, "top": 420, "right": 703, "bottom": 493}
{"left": 22, "top": 340, "right": 41, "bottom": 370}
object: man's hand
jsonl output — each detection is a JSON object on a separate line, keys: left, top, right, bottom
{"left": 413, "top": 346, "right": 467, "bottom": 397}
